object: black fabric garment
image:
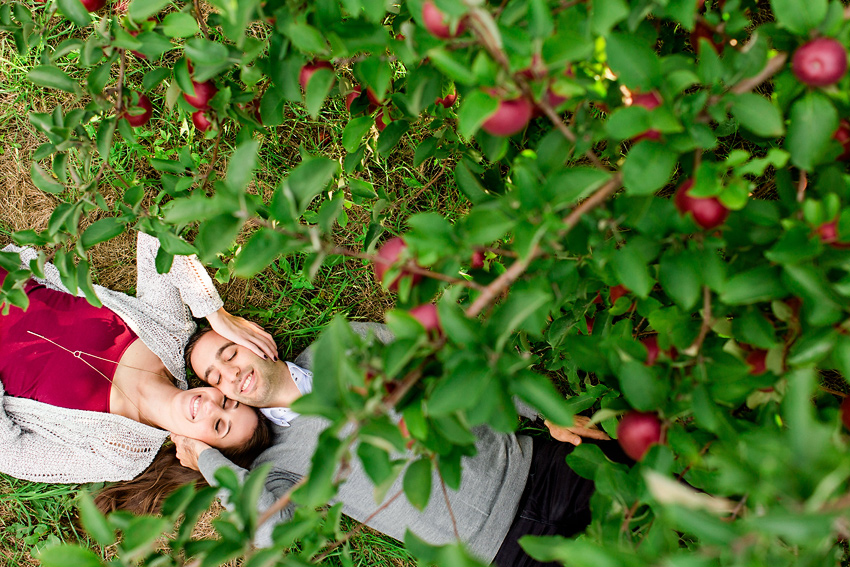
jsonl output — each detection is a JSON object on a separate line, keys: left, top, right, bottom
{"left": 492, "top": 437, "right": 632, "bottom": 567}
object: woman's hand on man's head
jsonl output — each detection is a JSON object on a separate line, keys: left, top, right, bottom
{"left": 206, "top": 307, "right": 278, "bottom": 361}
{"left": 171, "top": 433, "right": 212, "bottom": 471}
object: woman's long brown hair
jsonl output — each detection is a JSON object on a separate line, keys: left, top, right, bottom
{"left": 94, "top": 413, "right": 273, "bottom": 516}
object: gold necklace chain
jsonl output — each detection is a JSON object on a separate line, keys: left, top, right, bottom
{"left": 25, "top": 330, "right": 164, "bottom": 422}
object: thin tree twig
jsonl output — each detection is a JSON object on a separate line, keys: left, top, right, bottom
{"left": 257, "top": 477, "right": 307, "bottom": 528}
{"left": 438, "top": 469, "right": 460, "bottom": 540}
{"left": 194, "top": 0, "right": 210, "bottom": 40}
{"left": 115, "top": 49, "right": 126, "bottom": 114}
{"left": 103, "top": 161, "right": 132, "bottom": 190}
{"left": 199, "top": 131, "right": 223, "bottom": 192}
{"left": 465, "top": 172, "right": 623, "bottom": 318}
{"left": 728, "top": 52, "right": 788, "bottom": 95}
{"left": 382, "top": 162, "right": 450, "bottom": 214}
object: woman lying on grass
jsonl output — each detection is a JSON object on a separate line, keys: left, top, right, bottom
{"left": 0, "top": 231, "right": 274, "bottom": 513}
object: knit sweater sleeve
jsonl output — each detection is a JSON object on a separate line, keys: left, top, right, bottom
{"left": 135, "top": 232, "right": 223, "bottom": 319}
{"left": 198, "top": 449, "right": 295, "bottom": 548}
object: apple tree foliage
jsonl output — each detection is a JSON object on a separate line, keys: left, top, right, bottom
{"left": 3, "top": 0, "right": 850, "bottom": 565}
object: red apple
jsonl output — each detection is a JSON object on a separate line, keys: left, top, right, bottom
{"left": 299, "top": 60, "right": 334, "bottom": 92}
{"left": 121, "top": 93, "right": 152, "bottom": 127}
{"left": 674, "top": 179, "right": 730, "bottom": 230}
{"left": 746, "top": 349, "right": 768, "bottom": 375}
{"left": 375, "top": 109, "right": 391, "bottom": 131}
{"left": 585, "top": 315, "right": 595, "bottom": 335}
{"left": 609, "top": 284, "right": 629, "bottom": 305}
{"left": 642, "top": 336, "right": 660, "bottom": 366}
{"left": 792, "top": 38, "right": 847, "bottom": 87}
{"left": 373, "top": 237, "right": 422, "bottom": 291}
{"left": 436, "top": 92, "right": 457, "bottom": 108}
{"left": 192, "top": 109, "right": 212, "bottom": 132}
{"left": 470, "top": 250, "right": 485, "bottom": 269}
{"left": 422, "top": 1, "right": 467, "bottom": 39}
{"left": 617, "top": 411, "right": 662, "bottom": 461}
{"left": 346, "top": 86, "right": 362, "bottom": 112}
{"left": 817, "top": 220, "right": 850, "bottom": 249}
{"left": 410, "top": 304, "right": 442, "bottom": 337}
{"left": 183, "top": 80, "right": 217, "bottom": 111}
{"left": 834, "top": 119, "right": 850, "bottom": 160}
{"left": 519, "top": 53, "right": 547, "bottom": 80}
{"left": 481, "top": 96, "right": 533, "bottom": 137}
{"left": 81, "top": 0, "right": 106, "bottom": 11}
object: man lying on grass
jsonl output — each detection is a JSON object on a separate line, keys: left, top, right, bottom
{"left": 171, "top": 323, "right": 624, "bottom": 567}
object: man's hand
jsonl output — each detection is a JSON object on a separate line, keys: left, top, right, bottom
{"left": 171, "top": 433, "right": 212, "bottom": 471}
{"left": 545, "top": 416, "right": 611, "bottom": 446}
{"left": 206, "top": 307, "right": 278, "bottom": 361}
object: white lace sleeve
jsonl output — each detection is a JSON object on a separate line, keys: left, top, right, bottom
{"left": 135, "top": 232, "right": 223, "bottom": 319}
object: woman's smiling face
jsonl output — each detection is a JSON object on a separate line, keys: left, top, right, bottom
{"left": 169, "top": 387, "right": 258, "bottom": 450}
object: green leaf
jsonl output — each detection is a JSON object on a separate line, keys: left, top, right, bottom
{"left": 617, "top": 360, "right": 664, "bottom": 411}
{"left": 658, "top": 249, "right": 701, "bottom": 309}
{"left": 612, "top": 242, "right": 655, "bottom": 298}
{"left": 81, "top": 218, "right": 125, "bottom": 249}
{"left": 426, "top": 48, "right": 477, "bottom": 86}
{"left": 128, "top": 0, "right": 171, "bottom": 22}
{"left": 38, "top": 545, "right": 104, "bottom": 567}
{"left": 591, "top": 0, "right": 629, "bottom": 35}
{"left": 605, "top": 33, "right": 661, "bottom": 90}
{"left": 76, "top": 260, "right": 102, "bottom": 308}
{"left": 161, "top": 12, "right": 199, "bottom": 37}
{"left": 57, "top": 0, "right": 91, "bottom": 27}
{"left": 342, "top": 116, "right": 374, "bottom": 153}
{"left": 142, "top": 67, "right": 171, "bottom": 91}
{"left": 284, "top": 21, "right": 327, "bottom": 52}
{"left": 622, "top": 141, "right": 677, "bottom": 195}
{"left": 456, "top": 90, "right": 499, "bottom": 139}
{"left": 121, "top": 516, "right": 170, "bottom": 557}
{"left": 785, "top": 91, "right": 838, "bottom": 171}
{"left": 225, "top": 139, "right": 259, "bottom": 192}
{"left": 195, "top": 214, "right": 243, "bottom": 262}
{"left": 402, "top": 458, "right": 432, "bottom": 511}
{"left": 730, "top": 93, "right": 785, "bottom": 138}
{"left": 771, "top": 0, "right": 828, "bottom": 34}
{"left": 377, "top": 120, "right": 410, "bottom": 157}
{"left": 304, "top": 67, "right": 335, "bottom": 119}
{"left": 529, "top": 0, "right": 555, "bottom": 38}
{"left": 232, "top": 229, "right": 287, "bottom": 278}
{"left": 720, "top": 266, "right": 786, "bottom": 305}
{"left": 96, "top": 116, "right": 116, "bottom": 160}
{"left": 77, "top": 492, "right": 114, "bottom": 546}
{"left": 31, "top": 163, "right": 65, "bottom": 194}
{"left": 286, "top": 157, "right": 339, "bottom": 215}
{"left": 510, "top": 371, "right": 576, "bottom": 425}
{"left": 28, "top": 65, "right": 78, "bottom": 93}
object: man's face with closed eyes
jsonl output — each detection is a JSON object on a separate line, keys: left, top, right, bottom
{"left": 189, "top": 329, "right": 284, "bottom": 408}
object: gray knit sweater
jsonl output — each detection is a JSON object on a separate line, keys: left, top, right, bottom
{"left": 198, "top": 323, "right": 537, "bottom": 563}
{"left": 0, "top": 233, "right": 223, "bottom": 483}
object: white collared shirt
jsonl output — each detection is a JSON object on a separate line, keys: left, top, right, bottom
{"left": 259, "top": 361, "right": 313, "bottom": 427}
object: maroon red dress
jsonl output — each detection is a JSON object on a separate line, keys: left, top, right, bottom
{"left": 0, "top": 267, "right": 138, "bottom": 413}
